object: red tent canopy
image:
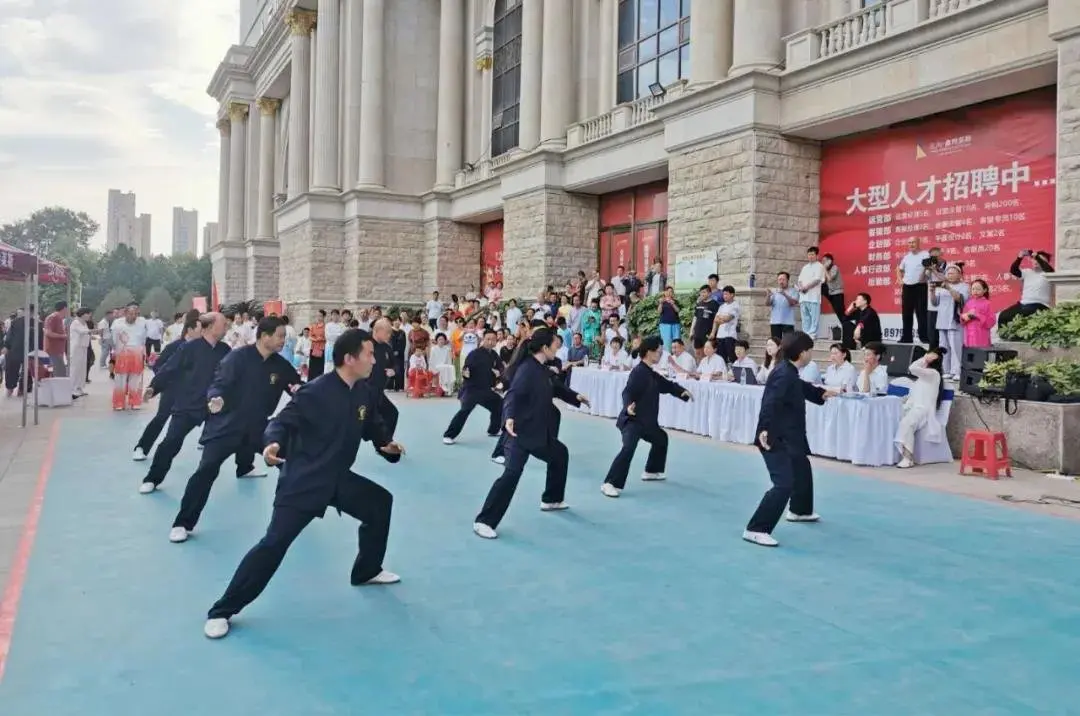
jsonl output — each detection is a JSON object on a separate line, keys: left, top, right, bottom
{"left": 0, "top": 241, "right": 70, "bottom": 284}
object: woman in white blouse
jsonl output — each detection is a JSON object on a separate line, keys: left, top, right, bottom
{"left": 68, "top": 308, "right": 93, "bottom": 396}
{"left": 756, "top": 337, "right": 780, "bottom": 383}
{"left": 428, "top": 332, "right": 456, "bottom": 394}
{"left": 822, "top": 343, "right": 858, "bottom": 392}
{"left": 929, "top": 264, "right": 969, "bottom": 380}
{"left": 696, "top": 339, "right": 727, "bottom": 381}
{"left": 602, "top": 336, "right": 632, "bottom": 370}
{"left": 894, "top": 349, "right": 945, "bottom": 468}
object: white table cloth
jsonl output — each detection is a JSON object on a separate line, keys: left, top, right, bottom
{"left": 569, "top": 368, "right": 905, "bottom": 467}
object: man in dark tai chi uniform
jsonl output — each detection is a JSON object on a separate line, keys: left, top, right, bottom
{"left": 168, "top": 316, "right": 301, "bottom": 543}
{"left": 132, "top": 309, "right": 201, "bottom": 461}
{"left": 443, "top": 329, "right": 503, "bottom": 444}
{"left": 203, "top": 329, "right": 406, "bottom": 640}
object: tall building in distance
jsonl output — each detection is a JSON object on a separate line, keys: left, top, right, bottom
{"left": 136, "top": 214, "right": 152, "bottom": 258}
{"left": 105, "top": 189, "right": 136, "bottom": 253}
{"left": 202, "top": 222, "right": 218, "bottom": 256}
{"left": 106, "top": 189, "right": 152, "bottom": 258}
{"left": 172, "top": 207, "right": 199, "bottom": 257}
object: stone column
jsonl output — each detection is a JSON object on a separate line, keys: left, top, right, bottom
{"left": 255, "top": 98, "right": 280, "bottom": 239}
{"left": 690, "top": 0, "right": 734, "bottom": 84}
{"left": 518, "top": 0, "right": 543, "bottom": 150}
{"left": 286, "top": 9, "right": 316, "bottom": 199}
{"left": 356, "top": 0, "right": 385, "bottom": 189}
{"left": 435, "top": 0, "right": 465, "bottom": 190}
{"left": 216, "top": 118, "right": 230, "bottom": 249}
{"left": 1050, "top": 0, "right": 1080, "bottom": 299}
{"left": 310, "top": 0, "right": 341, "bottom": 192}
{"left": 341, "top": 0, "right": 362, "bottom": 189}
{"left": 729, "top": 0, "right": 783, "bottom": 76}
{"left": 597, "top": 0, "right": 616, "bottom": 112}
{"left": 226, "top": 102, "right": 248, "bottom": 243}
{"left": 539, "top": 0, "right": 572, "bottom": 145}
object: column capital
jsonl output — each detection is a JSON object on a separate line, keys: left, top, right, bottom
{"left": 256, "top": 97, "right": 281, "bottom": 115}
{"left": 228, "top": 102, "right": 250, "bottom": 121}
{"left": 286, "top": 9, "right": 317, "bottom": 35}
{"left": 216, "top": 118, "right": 230, "bottom": 134}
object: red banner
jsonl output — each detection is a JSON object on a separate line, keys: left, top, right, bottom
{"left": 611, "top": 231, "right": 632, "bottom": 271}
{"left": 820, "top": 89, "right": 1056, "bottom": 333}
{"left": 480, "top": 221, "right": 504, "bottom": 287}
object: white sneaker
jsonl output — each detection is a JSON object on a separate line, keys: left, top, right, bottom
{"left": 491, "top": 455, "right": 505, "bottom": 465}
{"left": 169, "top": 526, "right": 189, "bottom": 543}
{"left": 362, "top": 570, "right": 401, "bottom": 585}
{"left": 139, "top": 481, "right": 156, "bottom": 495}
{"left": 204, "top": 618, "right": 230, "bottom": 639}
{"left": 641, "top": 472, "right": 666, "bottom": 481}
{"left": 540, "top": 501, "right": 569, "bottom": 511}
{"left": 785, "top": 511, "right": 820, "bottom": 523}
{"left": 897, "top": 457, "right": 914, "bottom": 469}
{"left": 601, "top": 483, "right": 620, "bottom": 498}
{"left": 238, "top": 467, "right": 267, "bottom": 478}
{"left": 132, "top": 448, "right": 147, "bottom": 462}
{"left": 742, "top": 530, "right": 779, "bottom": 547}
{"left": 442, "top": 437, "right": 455, "bottom": 445}
{"left": 473, "top": 522, "right": 497, "bottom": 539}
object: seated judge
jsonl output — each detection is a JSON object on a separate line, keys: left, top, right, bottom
{"left": 857, "top": 341, "right": 890, "bottom": 395}
{"left": 727, "top": 339, "right": 758, "bottom": 381}
{"left": 665, "top": 338, "right": 697, "bottom": 377}
{"left": 845, "top": 292, "right": 882, "bottom": 348}
{"left": 695, "top": 339, "right": 727, "bottom": 381}
{"left": 601, "top": 336, "right": 632, "bottom": 370}
{"left": 822, "top": 343, "right": 857, "bottom": 392}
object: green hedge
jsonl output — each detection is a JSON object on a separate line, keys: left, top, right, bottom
{"left": 626, "top": 292, "right": 697, "bottom": 338}
{"left": 998, "top": 302, "right": 1080, "bottom": 349}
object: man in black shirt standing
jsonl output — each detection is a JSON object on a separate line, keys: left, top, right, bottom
{"left": 689, "top": 285, "right": 719, "bottom": 358}
{"left": 369, "top": 318, "right": 399, "bottom": 437}
{"left": 442, "top": 329, "right": 502, "bottom": 443}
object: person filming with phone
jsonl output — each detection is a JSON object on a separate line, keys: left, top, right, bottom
{"left": 998, "top": 250, "right": 1054, "bottom": 328}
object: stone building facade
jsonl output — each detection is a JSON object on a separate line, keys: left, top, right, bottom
{"left": 208, "top": 0, "right": 1080, "bottom": 330}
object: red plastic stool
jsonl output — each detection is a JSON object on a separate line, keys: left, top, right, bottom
{"left": 960, "top": 430, "right": 1012, "bottom": 479}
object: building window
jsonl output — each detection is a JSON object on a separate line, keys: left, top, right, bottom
{"left": 491, "top": 0, "right": 523, "bottom": 158}
{"left": 616, "top": 0, "right": 690, "bottom": 104}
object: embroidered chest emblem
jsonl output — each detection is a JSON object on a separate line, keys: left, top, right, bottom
{"left": 270, "top": 373, "right": 279, "bottom": 384}
{"left": 357, "top": 405, "right": 367, "bottom": 421}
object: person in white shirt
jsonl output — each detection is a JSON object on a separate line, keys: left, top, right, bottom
{"left": 756, "top": 337, "right": 780, "bottom": 384}
{"left": 894, "top": 349, "right": 945, "bottom": 468}
{"left": 68, "top": 308, "right": 93, "bottom": 396}
{"left": 459, "top": 322, "right": 481, "bottom": 365}
{"left": 144, "top": 311, "right": 165, "bottom": 355}
{"left": 425, "top": 291, "right": 444, "bottom": 329}
{"left": 504, "top": 299, "right": 523, "bottom": 334}
{"left": 96, "top": 309, "right": 115, "bottom": 368}
{"left": 857, "top": 341, "right": 890, "bottom": 396}
{"left": 666, "top": 339, "right": 697, "bottom": 377}
{"left": 163, "top": 313, "right": 184, "bottom": 344}
{"left": 712, "top": 286, "right": 741, "bottom": 363}
{"left": 799, "top": 360, "right": 822, "bottom": 384}
{"left": 729, "top": 340, "right": 758, "bottom": 372}
{"left": 585, "top": 271, "right": 605, "bottom": 305}
{"left": 602, "top": 336, "right": 632, "bottom": 370}
{"left": 110, "top": 303, "right": 148, "bottom": 410}
{"left": 323, "top": 311, "right": 345, "bottom": 374}
{"left": 896, "top": 237, "right": 932, "bottom": 344}
{"left": 695, "top": 339, "right": 727, "bottom": 381}
{"left": 822, "top": 343, "right": 858, "bottom": 392}
{"left": 427, "top": 333, "right": 456, "bottom": 394}
{"left": 610, "top": 266, "right": 627, "bottom": 301}
{"left": 929, "top": 264, "right": 969, "bottom": 380}
{"left": 999, "top": 250, "right": 1053, "bottom": 329}
{"left": 223, "top": 314, "right": 243, "bottom": 349}
{"left": 796, "top": 247, "right": 826, "bottom": 339}
{"left": 603, "top": 315, "right": 628, "bottom": 345}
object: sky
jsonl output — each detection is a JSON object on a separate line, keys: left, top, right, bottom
{"left": 0, "top": 0, "right": 238, "bottom": 255}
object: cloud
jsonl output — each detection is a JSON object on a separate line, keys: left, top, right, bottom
{"left": 0, "top": 0, "right": 237, "bottom": 255}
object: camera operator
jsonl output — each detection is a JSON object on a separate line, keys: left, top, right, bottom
{"left": 998, "top": 250, "right": 1054, "bottom": 328}
{"left": 896, "top": 238, "right": 931, "bottom": 344}
{"left": 922, "top": 247, "right": 946, "bottom": 349}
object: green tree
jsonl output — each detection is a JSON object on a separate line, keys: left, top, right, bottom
{"left": 0, "top": 206, "right": 98, "bottom": 258}
{"left": 176, "top": 291, "right": 197, "bottom": 312}
{"left": 141, "top": 286, "right": 175, "bottom": 318}
{"left": 96, "top": 286, "right": 136, "bottom": 318}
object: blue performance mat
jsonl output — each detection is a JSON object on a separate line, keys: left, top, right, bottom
{"left": 1, "top": 398, "right": 1078, "bottom": 715}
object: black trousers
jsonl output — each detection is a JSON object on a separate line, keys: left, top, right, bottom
{"left": 476, "top": 437, "right": 569, "bottom": 529}
{"left": 3, "top": 353, "right": 25, "bottom": 392}
{"left": 390, "top": 359, "right": 405, "bottom": 391}
{"left": 746, "top": 448, "right": 814, "bottom": 534}
{"left": 444, "top": 391, "right": 502, "bottom": 439}
{"left": 86, "top": 345, "right": 94, "bottom": 380}
{"left": 491, "top": 407, "right": 561, "bottom": 458}
{"left": 900, "top": 284, "right": 929, "bottom": 344}
{"left": 604, "top": 423, "right": 669, "bottom": 489}
{"left": 207, "top": 474, "right": 393, "bottom": 620}
{"left": 378, "top": 393, "right": 399, "bottom": 437}
{"left": 145, "top": 338, "right": 161, "bottom": 355}
{"left": 716, "top": 337, "right": 737, "bottom": 364}
{"left": 769, "top": 324, "right": 794, "bottom": 342}
{"left": 135, "top": 394, "right": 174, "bottom": 453}
{"left": 172, "top": 435, "right": 258, "bottom": 530}
{"left": 308, "top": 355, "right": 325, "bottom": 379}
{"left": 926, "top": 311, "right": 939, "bottom": 350}
{"left": 998, "top": 301, "right": 1047, "bottom": 329}
{"left": 143, "top": 412, "right": 203, "bottom": 486}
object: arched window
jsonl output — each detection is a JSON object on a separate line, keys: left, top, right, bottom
{"left": 616, "top": 0, "right": 690, "bottom": 104}
{"left": 491, "top": 0, "right": 523, "bottom": 157}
